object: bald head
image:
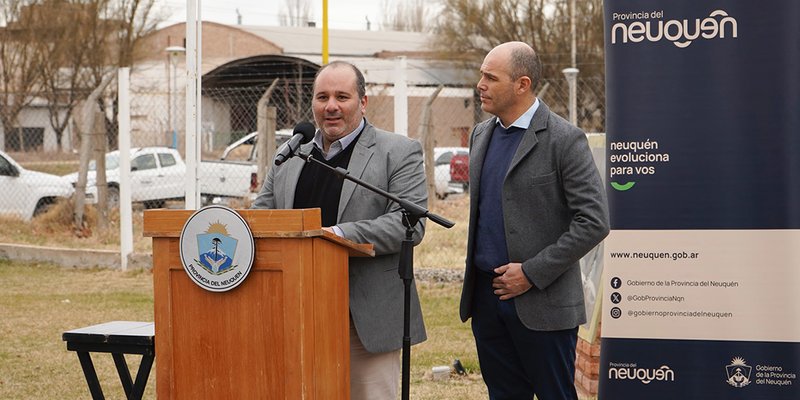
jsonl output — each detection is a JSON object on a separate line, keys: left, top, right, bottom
{"left": 478, "top": 41, "right": 541, "bottom": 125}
{"left": 488, "top": 41, "right": 542, "bottom": 91}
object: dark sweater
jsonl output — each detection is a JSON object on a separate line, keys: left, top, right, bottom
{"left": 293, "top": 142, "right": 358, "bottom": 227}
{"left": 473, "top": 125, "right": 526, "bottom": 274}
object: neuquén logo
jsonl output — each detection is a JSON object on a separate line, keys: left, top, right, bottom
{"left": 610, "top": 9, "right": 738, "bottom": 48}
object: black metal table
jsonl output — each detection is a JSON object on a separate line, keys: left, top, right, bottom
{"left": 62, "top": 321, "right": 155, "bottom": 400}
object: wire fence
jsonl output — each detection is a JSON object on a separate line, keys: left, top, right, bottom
{"left": 1, "top": 74, "right": 605, "bottom": 271}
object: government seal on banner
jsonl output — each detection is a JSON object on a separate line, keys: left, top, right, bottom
{"left": 179, "top": 205, "right": 254, "bottom": 292}
{"left": 725, "top": 357, "right": 752, "bottom": 388}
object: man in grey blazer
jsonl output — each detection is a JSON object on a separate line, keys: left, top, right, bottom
{"left": 252, "top": 61, "right": 427, "bottom": 400}
{"left": 459, "top": 42, "right": 609, "bottom": 399}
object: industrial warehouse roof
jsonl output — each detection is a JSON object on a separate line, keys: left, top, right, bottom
{"left": 144, "top": 22, "right": 475, "bottom": 87}
{"left": 237, "top": 25, "right": 432, "bottom": 57}
{"left": 236, "top": 25, "right": 474, "bottom": 86}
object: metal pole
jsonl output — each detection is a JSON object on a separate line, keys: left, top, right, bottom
{"left": 185, "top": 0, "right": 200, "bottom": 209}
{"left": 562, "top": 67, "right": 579, "bottom": 126}
{"left": 400, "top": 224, "right": 413, "bottom": 400}
{"left": 394, "top": 56, "right": 408, "bottom": 137}
{"left": 171, "top": 58, "right": 177, "bottom": 149}
{"left": 165, "top": 46, "right": 185, "bottom": 149}
{"left": 571, "top": 0, "right": 576, "bottom": 68}
{"left": 167, "top": 57, "right": 172, "bottom": 148}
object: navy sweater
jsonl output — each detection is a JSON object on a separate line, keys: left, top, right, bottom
{"left": 473, "top": 125, "right": 526, "bottom": 274}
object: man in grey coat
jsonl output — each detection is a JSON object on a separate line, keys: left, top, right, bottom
{"left": 252, "top": 61, "right": 427, "bottom": 400}
{"left": 460, "top": 42, "right": 609, "bottom": 399}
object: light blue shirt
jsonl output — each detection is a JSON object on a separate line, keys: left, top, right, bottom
{"left": 498, "top": 98, "right": 540, "bottom": 130}
{"left": 313, "top": 118, "right": 365, "bottom": 160}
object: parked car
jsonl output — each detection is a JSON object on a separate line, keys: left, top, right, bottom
{"left": 63, "top": 147, "right": 258, "bottom": 209}
{"left": 449, "top": 151, "right": 469, "bottom": 191}
{"left": 219, "top": 129, "right": 296, "bottom": 200}
{"left": 433, "top": 147, "right": 468, "bottom": 199}
{"left": 0, "top": 150, "right": 74, "bottom": 220}
{"left": 219, "top": 129, "right": 294, "bottom": 162}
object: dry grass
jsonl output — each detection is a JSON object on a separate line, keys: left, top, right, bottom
{"left": 417, "top": 194, "right": 470, "bottom": 270}
{"left": 0, "top": 199, "right": 152, "bottom": 253}
{"left": 0, "top": 261, "right": 155, "bottom": 399}
{"left": 3, "top": 156, "right": 471, "bottom": 265}
{"left": 0, "top": 194, "right": 600, "bottom": 400}
{"left": 0, "top": 260, "right": 489, "bottom": 400}
{"left": 0, "top": 189, "right": 486, "bottom": 399}
{"left": 12, "top": 153, "right": 79, "bottom": 176}
{"left": 2, "top": 193, "right": 469, "bottom": 264}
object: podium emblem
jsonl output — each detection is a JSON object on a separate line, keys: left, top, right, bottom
{"left": 196, "top": 229, "right": 237, "bottom": 274}
{"left": 180, "top": 205, "right": 254, "bottom": 292}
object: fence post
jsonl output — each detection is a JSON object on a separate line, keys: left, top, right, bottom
{"left": 419, "top": 85, "right": 443, "bottom": 207}
{"left": 257, "top": 107, "right": 276, "bottom": 190}
{"left": 118, "top": 67, "right": 132, "bottom": 270}
{"left": 257, "top": 79, "right": 279, "bottom": 191}
{"left": 93, "top": 110, "right": 108, "bottom": 232}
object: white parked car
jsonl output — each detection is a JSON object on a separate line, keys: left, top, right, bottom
{"left": 433, "top": 147, "right": 468, "bottom": 199}
{"left": 0, "top": 150, "right": 74, "bottom": 220}
{"left": 64, "top": 147, "right": 186, "bottom": 209}
{"left": 219, "top": 129, "right": 293, "bottom": 162}
{"left": 64, "top": 146, "right": 261, "bottom": 209}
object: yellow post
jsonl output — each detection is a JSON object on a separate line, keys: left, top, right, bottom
{"left": 322, "top": 0, "right": 329, "bottom": 64}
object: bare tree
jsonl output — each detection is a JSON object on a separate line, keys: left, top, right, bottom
{"left": 89, "top": 0, "right": 162, "bottom": 149}
{"left": 27, "top": 0, "right": 96, "bottom": 151}
{"left": 0, "top": 0, "right": 42, "bottom": 152}
{"left": 380, "top": 0, "right": 429, "bottom": 32}
{"left": 278, "top": 0, "right": 312, "bottom": 27}
{"left": 545, "top": 0, "right": 604, "bottom": 77}
{"left": 430, "top": 0, "right": 604, "bottom": 79}
{"left": 73, "top": 0, "right": 161, "bottom": 226}
{"left": 431, "top": 0, "right": 549, "bottom": 74}
{"left": 72, "top": 73, "right": 114, "bottom": 232}
{"left": 1, "top": 0, "right": 162, "bottom": 154}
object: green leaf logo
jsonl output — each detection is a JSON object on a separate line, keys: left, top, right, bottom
{"left": 611, "top": 181, "right": 636, "bottom": 191}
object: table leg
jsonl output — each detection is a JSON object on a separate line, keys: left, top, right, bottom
{"left": 112, "top": 353, "right": 134, "bottom": 398}
{"left": 76, "top": 351, "right": 105, "bottom": 400}
{"left": 130, "top": 353, "right": 155, "bottom": 400}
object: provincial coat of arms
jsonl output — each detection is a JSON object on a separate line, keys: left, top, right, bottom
{"left": 725, "top": 357, "right": 752, "bottom": 388}
{"left": 179, "top": 205, "right": 254, "bottom": 292}
{"left": 195, "top": 221, "right": 238, "bottom": 274}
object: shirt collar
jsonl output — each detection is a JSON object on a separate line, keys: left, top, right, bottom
{"left": 497, "top": 98, "right": 540, "bottom": 131}
{"left": 313, "top": 118, "right": 365, "bottom": 159}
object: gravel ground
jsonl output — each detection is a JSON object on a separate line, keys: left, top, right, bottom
{"left": 415, "top": 268, "right": 464, "bottom": 283}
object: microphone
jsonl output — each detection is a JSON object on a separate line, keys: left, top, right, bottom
{"left": 274, "top": 122, "right": 315, "bottom": 166}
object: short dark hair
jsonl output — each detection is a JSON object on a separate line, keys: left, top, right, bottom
{"left": 314, "top": 61, "right": 366, "bottom": 99}
{"left": 509, "top": 45, "right": 542, "bottom": 90}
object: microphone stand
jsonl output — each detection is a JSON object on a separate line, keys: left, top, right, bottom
{"left": 293, "top": 149, "right": 454, "bottom": 400}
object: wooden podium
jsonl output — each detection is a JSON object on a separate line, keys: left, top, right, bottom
{"left": 143, "top": 208, "right": 373, "bottom": 399}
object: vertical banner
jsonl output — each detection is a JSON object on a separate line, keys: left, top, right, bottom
{"left": 600, "top": 1, "right": 800, "bottom": 399}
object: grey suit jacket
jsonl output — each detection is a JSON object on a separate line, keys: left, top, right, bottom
{"left": 253, "top": 121, "right": 428, "bottom": 353}
{"left": 459, "top": 101, "right": 609, "bottom": 331}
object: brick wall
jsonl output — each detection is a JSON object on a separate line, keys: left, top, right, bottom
{"left": 575, "top": 322, "right": 601, "bottom": 398}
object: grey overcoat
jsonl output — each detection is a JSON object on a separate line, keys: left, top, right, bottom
{"left": 459, "top": 101, "right": 610, "bottom": 331}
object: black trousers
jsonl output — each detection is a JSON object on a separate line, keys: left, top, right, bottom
{"left": 471, "top": 270, "right": 579, "bottom": 400}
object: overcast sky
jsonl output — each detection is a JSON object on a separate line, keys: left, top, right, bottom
{"left": 158, "top": 0, "right": 383, "bottom": 30}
